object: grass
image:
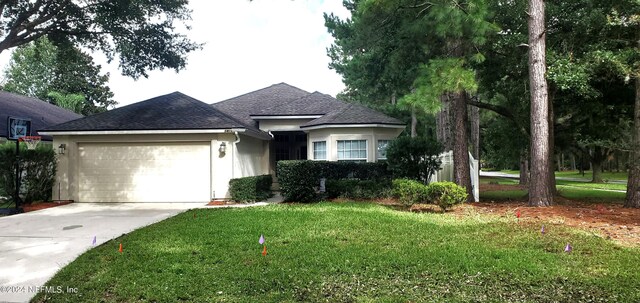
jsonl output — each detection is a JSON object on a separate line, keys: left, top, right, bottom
{"left": 479, "top": 176, "right": 519, "bottom": 185}
{"left": 480, "top": 176, "right": 626, "bottom": 202}
{"left": 501, "top": 170, "right": 628, "bottom": 182}
{"left": 34, "top": 203, "right": 640, "bottom": 302}
{"left": 557, "top": 187, "right": 627, "bottom": 202}
{"left": 556, "top": 180, "right": 627, "bottom": 192}
{"left": 555, "top": 170, "right": 628, "bottom": 181}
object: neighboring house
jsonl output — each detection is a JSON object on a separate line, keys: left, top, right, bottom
{"left": 0, "top": 91, "right": 82, "bottom": 143}
{"left": 41, "top": 83, "right": 405, "bottom": 203}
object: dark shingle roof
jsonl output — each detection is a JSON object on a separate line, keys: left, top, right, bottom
{"left": 0, "top": 91, "right": 83, "bottom": 141}
{"left": 212, "top": 83, "right": 310, "bottom": 126}
{"left": 301, "top": 103, "right": 405, "bottom": 128}
{"left": 211, "top": 83, "right": 405, "bottom": 129}
{"left": 252, "top": 92, "right": 347, "bottom": 116}
{"left": 44, "top": 92, "right": 269, "bottom": 138}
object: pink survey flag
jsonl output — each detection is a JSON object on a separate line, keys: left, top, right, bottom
{"left": 564, "top": 243, "right": 572, "bottom": 253}
{"left": 259, "top": 234, "right": 265, "bottom": 245}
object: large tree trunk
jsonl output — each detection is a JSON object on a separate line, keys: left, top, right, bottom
{"left": 527, "top": 0, "right": 553, "bottom": 206}
{"left": 411, "top": 107, "right": 418, "bottom": 138}
{"left": 520, "top": 150, "right": 530, "bottom": 185}
{"left": 591, "top": 160, "right": 603, "bottom": 183}
{"left": 436, "top": 95, "right": 453, "bottom": 150}
{"left": 591, "top": 146, "right": 606, "bottom": 183}
{"left": 452, "top": 92, "right": 474, "bottom": 202}
{"left": 625, "top": 74, "right": 640, "bottom": 208}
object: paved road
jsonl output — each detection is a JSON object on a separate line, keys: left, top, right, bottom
{"left": 0, "top": 202, "right": 270, "bottom": 303}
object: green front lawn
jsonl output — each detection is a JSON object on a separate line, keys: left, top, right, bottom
{"left": 35, "top": 203, "right": 639, "bottom": 302}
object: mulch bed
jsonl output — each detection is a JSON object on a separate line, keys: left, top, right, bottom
{"left": 471, "top": 183, "right": 640, "bottom": 246}
{"left": 368, "top": 183, "right": 640, "bottom": 246}
{"left": 22, "top": 201, "right": 73, "bottom": 212}
{"left": 464, "top": 199, "right": 640, "bottom": 247}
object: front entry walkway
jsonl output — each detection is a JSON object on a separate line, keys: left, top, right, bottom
{"left": 0, "top": 202, "right": 219, "bottom": 302}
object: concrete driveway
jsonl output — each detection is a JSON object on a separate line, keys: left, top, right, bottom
{"left": 0, "top": 203, "right": 203, "bottom": 303}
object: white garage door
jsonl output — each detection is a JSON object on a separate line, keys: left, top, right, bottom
{"left": 78, "top": 142, "right": 211, "bottom": 202}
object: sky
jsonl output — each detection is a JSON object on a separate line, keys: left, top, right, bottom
{"left": 0, "top": 0, "right": 351, "bottom": 107}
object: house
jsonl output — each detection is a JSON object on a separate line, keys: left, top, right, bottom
{"left": 0, "top": 91, "right": 82, "bottom": 143}
{"left": 41, "top": 83, "right": 405, "bottom": 203}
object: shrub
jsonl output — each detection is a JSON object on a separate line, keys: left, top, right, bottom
{"left": 277, "top": 161, "right": 322, "bottom": 203}
{"left": 386, "top": 136, "right": 443, "bottom": 183}
{"left": 426, "top": 181, "right": 468, "bottom": 212}
{"left": 0, "top": 142, "right": 56, "bottom": 203}
{"left": 325, "top": 179, "right": 392, "bottom": 200}
{"left": 392, "top": 179, "right": 429, "bottom": 206}
{"left": 229, "top": 174, "right": 273, "bottom": 203}
{"left": 277, "top": 160, "right": 393, "bottom": 203}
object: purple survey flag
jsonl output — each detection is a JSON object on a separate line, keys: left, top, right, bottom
{"left": 541, "top": 225, "right": 545, "bottom": 235}
{"left": 564, "top": 243, "right": 572, "bottom": 253}
{"left": 92, "top": 236, "right": 97, "bottom": 246}
{"left": 259, "top": 234, "right": 265, "bottom": 245}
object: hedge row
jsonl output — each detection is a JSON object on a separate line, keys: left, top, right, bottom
{"left": 325, "top": 179, "right": 392, "bottom": 200}
{"left": 277, "top": 160, "right": 391, "bottom": 202}
{"left": 0, "top": 142, "right": 56, "bottom": 203}
{"left": 228, "top": 174, "right": 273, "bottom": 203}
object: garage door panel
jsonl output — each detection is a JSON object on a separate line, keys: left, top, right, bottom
{"left": 78, "top": 142, "right": 211, "bottom": 202}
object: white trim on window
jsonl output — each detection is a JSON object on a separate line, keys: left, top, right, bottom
{"left": 337, "top": 140, "right": 367, "bottom": 161}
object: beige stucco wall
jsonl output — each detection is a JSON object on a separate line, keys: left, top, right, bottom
{"left": 306, "top": 127, "right": 403, "bottom": 162}
{"left": 234, "top": 134, "right": 270, "bottom": 179}
{"left": 53, "top": 133, "right": 269, "bottom": 202}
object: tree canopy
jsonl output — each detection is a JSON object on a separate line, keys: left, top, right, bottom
{"left": 3, "top": 37, "right": 115, "bottom": 115}
{"left": 0, "top": 0, "right": 200, "bottom": 79}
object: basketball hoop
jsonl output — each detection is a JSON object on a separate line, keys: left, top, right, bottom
{"left": 19, "top": 136, "right": 41, "bottom": 150}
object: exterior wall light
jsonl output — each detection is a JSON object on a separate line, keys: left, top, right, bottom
{"left": 219, "top": 142, "right": 226, "bottom": 154}
{"left": 58, "top": 143, "right": 66, "bottom": 155}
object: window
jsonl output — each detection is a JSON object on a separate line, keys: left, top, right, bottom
{"left": 377, "top": 140, "right": 390, "bottom": 160}
{"left": 337, "top": 140, "right": 367, "bottom": 161}
{"left": 313, "top": 141, "right": 326, "bottom": 160}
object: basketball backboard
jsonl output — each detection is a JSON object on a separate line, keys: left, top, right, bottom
{"left": 7, "top": 117, "right": 31, "bottom": 140}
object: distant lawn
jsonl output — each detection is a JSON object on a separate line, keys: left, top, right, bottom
{"left": 557, "top": 186, "right": 627, "bottom": 202}
{"left": 479, "top": 176, "right": 519, "bottom": 185}
{"left": 501, "top": 170, "right": 628, "bottom": 182}
{"left": 556, "top": 180, "right": 627, "bottom": 192}
{"left": 555, "top": 170, "right": 628, "bottom": 181}
{"left": 34, "top": 203, "right": 640, "bottom": 302}
{"left": 480, "top": 176, "right": 626, "bottom": 203}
